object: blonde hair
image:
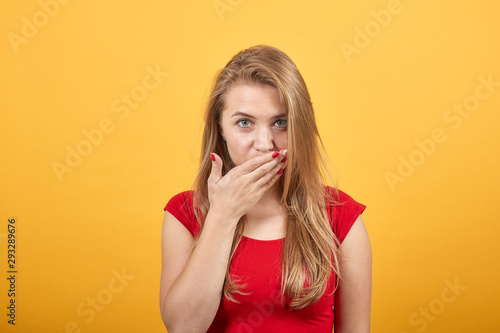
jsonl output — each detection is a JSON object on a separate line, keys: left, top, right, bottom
{"left": 193, "top": 45, "right": 341, "bottom": 310}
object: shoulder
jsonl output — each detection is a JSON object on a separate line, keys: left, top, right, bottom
{"left": 164, "top": 190, "right": 194, "bottom": 212}
{"left": 324, "top": 186, "right": 366, "bottom": 244}
{"left": 324, "top": 185, "right": 360, "bottom": 206}
{"left": 163, "top": 190, "right": 200, "bottom": 237}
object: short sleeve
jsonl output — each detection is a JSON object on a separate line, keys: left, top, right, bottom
{"left": 326, "top": 187, "right": 366, "bottom": 244}
{"left": 163, "top": 191, "right": 201, "bottom": 237}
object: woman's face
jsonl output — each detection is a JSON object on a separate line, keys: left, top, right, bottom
{"left": 219, "top": 84, "right": 288, "bottom": 166}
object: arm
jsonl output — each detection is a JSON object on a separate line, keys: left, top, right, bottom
{"left": 334, "top": 215, "right": 372, "bottom": 333}
{"left": 159, "top": 151, "right": 287, "bottom": 332}
{"left": 159, "top": 210, "right": 238, "bottom": 333}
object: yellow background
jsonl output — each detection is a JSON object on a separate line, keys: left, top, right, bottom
{"left": 1, "top": 0, "right": 499, "bottom": 332}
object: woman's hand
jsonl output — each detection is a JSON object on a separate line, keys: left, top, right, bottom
{"left": 207, "top": 150, "right": 287, "bottom": 223}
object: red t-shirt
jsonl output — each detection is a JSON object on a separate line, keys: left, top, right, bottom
{"left": 164, "top": 186, "right": 366, "bottom": 333}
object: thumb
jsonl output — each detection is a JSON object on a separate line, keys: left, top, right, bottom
{"left": 209, "top": 152, "right": 223, "bottom": 182}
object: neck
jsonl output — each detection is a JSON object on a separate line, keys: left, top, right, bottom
{"left": 244, "top": 182, "right": 284, "bottom": 222}
{"left": 242, "top": 182, "right": 286, "bottom": 239}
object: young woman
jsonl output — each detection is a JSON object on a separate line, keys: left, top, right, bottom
{"left": 160, "top": 45, "right": 371, "bottom": 332}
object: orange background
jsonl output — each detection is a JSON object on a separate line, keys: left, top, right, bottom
{"left": 1, "top": 0, "right": 499, "bottom": 332}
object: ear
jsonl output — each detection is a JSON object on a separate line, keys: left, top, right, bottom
{"left": 217, "top": 118, "right": 222, "bottom": 134}
{"left": 218, "top": 121, "right": 225, "bottom": 141}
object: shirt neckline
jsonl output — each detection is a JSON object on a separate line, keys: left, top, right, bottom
{"left": 241, "top": 235, "right": 285, "bottom": 243}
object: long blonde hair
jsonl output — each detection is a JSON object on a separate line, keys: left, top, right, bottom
{"left": 193, "top": 45, "right": 341, "bottom": 310}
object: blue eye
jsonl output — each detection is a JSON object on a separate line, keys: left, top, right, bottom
{"left": 275, "top": 119, "right": 287, "bottom": 128}
{"left": 237, "top": 119, "right": 251, "bottom": 127}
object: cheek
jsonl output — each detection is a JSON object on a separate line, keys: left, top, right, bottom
{"left": 227, "top": 133, "right": 253, "bottom": 150}
{"left": 225, "top": 134, "right": 253, "bottom": 163}
{"left": 277, "top": 131, "right": 288, "bottom": 148}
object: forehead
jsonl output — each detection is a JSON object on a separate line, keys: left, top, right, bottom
{"left": 222, "top": 84, "right": 285, "bottom": 117}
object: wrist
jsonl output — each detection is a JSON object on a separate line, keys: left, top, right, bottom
{"left": 204, "top": 209, "right": 240, "bottom": 234}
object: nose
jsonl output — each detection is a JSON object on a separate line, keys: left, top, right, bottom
{"left": 253, "top": 127, "right": 274, "bottom": 152}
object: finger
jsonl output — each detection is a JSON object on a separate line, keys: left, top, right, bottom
{"left": 208, "top": 152, "right": 223, "bottom": 183}
{"left": 256, "top": 150, "right": 287, "bottom": 179}
{"left": 281, "top": 149, "right": 288, "bottom": 163}
{"left": 252, "top": 155, "right": 285, "bottom": 188}
{"left": 255, "top": 166, "right": 285, "bottom": 195}
{"left": 279, "top": 149, "right": 288, "bottom": 167}
{"left": 237, "top": 151, "right": 282, "bottom": 175}
{"left": 236, "top": 150, "right": 288, "bottom": 186}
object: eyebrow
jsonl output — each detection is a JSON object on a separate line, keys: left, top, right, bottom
{"left": 231, "top": 111, "right": 287, "bottom": 119}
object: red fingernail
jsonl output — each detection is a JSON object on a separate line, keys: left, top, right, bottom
{"left": 282, "top": 156, "right": 287, "bottom": 163}
{"left": 210, "top": 153, "right": 215, "bottom": 161}
{"left": 272, "top": 151, "right": 279, "bottom": 158}
{"left": 277, "top": 168, "right": 283, "bottom": 175}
